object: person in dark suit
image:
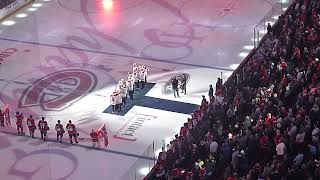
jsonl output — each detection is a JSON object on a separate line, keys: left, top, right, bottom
{"left": 172, "top": 76, "right": 179, "bottom": 98}
{"left": 209, "top": 84, "right": 214, "bottom": 101}
{"left": 181, "top": 74, "right": 187, "bottom": 95}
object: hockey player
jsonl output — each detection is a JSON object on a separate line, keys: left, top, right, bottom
{"left": 4, "top": 106, "right": 10, "bottom": 125}
{"left": 119, "top": 79, "right": 127, "bottom": 107}
{"left": 66, "top": 120, "right": 78, "bottom": 144}
{"left": 0, "top": 109, "right": 4, "bottom": 127}
{"left": 139, "top": 70, "right": 146, "bottom": 89}
{"left": 90, "top": 129, "right": 100, "bottom": 148}
{"left": 55, "top": 120, "right": 65, "bottom": 143}
{"left": 132, "top": 63, "right": 138, "bottom": 74}
{"left": 115, "top": 91, "right": 122, "bottom": 112}
{"left": 15, "top": 112, "right": 24, "bottom": 135}
{"left": 110, "top": 92, "right": 117, "bottom": 113}
{"left": 127, "top": 79, "right": 134, "bottom": 100}
{"left": 26, "top": 115, "right": 36, "bottom": 138}
{"left": 144, "top": 66, "right": 149, "bottom": 83}
{"left": 128, "top": 72, "right": 134, "bottom": 93}
{"left": 38, "top": 117, "right": 49, "bottom": 141}
{"left": 133, "top": 71, "right": 140, "bottom": 90}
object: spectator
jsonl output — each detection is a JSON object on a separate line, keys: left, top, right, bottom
{"left": 147, "top": 1, "right": 320, "bottom": 179}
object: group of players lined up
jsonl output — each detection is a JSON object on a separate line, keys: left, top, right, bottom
{"left": 0, "top": 110, "right": 79, "bottom": 144}
{"left": 110, "top": 63, "right": 149, "bottom": 113}
{"left": 1, "top": 109, "right": 108, "bottom": 149}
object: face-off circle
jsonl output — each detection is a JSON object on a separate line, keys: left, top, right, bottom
{"left": 58, "top": 0, "right": 147, "bottom": 13}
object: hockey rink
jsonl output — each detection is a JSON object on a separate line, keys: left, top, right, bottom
{"left": 0, "top": 0, "right": 288, "bottom": 179}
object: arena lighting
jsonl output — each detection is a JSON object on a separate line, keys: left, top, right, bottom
{"left": 243, "top": 45, "right": 254, "bottom": 50}
{"left": 42, "top": 0, "right": 51, "bottom": 1}
{"left": 16, "top": 13, "right": 28, "bottom": 18}
{"left": 229, "top": 64, "right": 239, "bottom": 70}
{"left": 32, "top": 3, "right": 43, "bottom": 8}
{"left": 103, "top": 0, "right": 114, "bottom": 10}
{"left": 239, "top": 52, "right": 249, "bottom": 58}
{"left": 28, "top": 7, "right": 38, "bottom": 11}
{"left": 2, "top": 20, "right": 16, "bottom": 26}
{"left": 139, "top": 167, "right": 150, "bottom": 175}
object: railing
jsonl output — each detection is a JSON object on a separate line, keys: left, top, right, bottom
{"left": 225, "top": 0, "right": 294, "bottom": 89}
{"left": 120, "top": 139, "right": 165, "bottom": 180}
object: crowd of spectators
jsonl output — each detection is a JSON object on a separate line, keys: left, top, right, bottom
{"left": 146, "top": 0, "right": 320, "bottom": 179}
{"left": 0, "top": 0, "right": 16, "bottom": 10}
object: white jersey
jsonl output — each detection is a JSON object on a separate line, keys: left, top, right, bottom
{"left": 133, "top": 66, "right": 138, "bottom": 73}
{"left": 133, "top": 73, "right": 139, "bottom": 82}
{"left": 127, "top": 81, "right": 133, "bottom": 91}
{"left": 115, "top": 94, "right": 122, "bottom": 104}
{"left": 119, "top": 86, "right": 127, "bottom": 97}
{"left": 128, "top": 73, "right": 134, "bottom": 81}
{"left": 139, "top": 71, "right": 146, "bottom": 81}
{"left": 144, "top": 68, "right": 148, "bottom": 77}
{"left": 110, "top": 95, "right": 116, "bottom": 105}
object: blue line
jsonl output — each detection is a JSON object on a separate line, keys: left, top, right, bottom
{"left": 0, "top": 131, "right": 155, "bottom": 161}
{"left": 0, "top": 37, "right": 234, "bottom": 72}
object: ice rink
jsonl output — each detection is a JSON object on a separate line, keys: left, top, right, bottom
{"left": 0, "top": 0, "right": 289, "bottom": 179}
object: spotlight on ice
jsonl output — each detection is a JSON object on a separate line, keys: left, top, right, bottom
{"left": 103, "top": 0, "right": 114, "bottom": 10}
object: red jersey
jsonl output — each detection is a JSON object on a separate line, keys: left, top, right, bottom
{"left": 90, "top": 131, "right": 99, "bottom": 142}
{"left": 4, "top": 107, "right": 10, "bottom": 125}
{"left": 38, "top": 121, "right": 48, "bottom": 132}
{"left": 66, "top": 123, "right": 76, "bottom": 134}
{"left": 260, "top": 135, "right": 269, "bottom": 149}
{"left": 16, "top": 114, "right": 23, "bottom": 126}
{"left": 55, "top": 124, "right": 64, "bottom": 134}
{"left": 171, "top": 168, "right": 181, "bottom": 177}
{"left": 199, "top": 168, "right": 206, "bottom": 179}
{"left": 27, "top": 118, "right": 36, "bottom": 129}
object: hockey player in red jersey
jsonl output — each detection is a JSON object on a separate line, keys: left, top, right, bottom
{"left": 55, "top": 120, "right": 65, "bottom": 143}
{"left": 66, "top": 120, "right": 78, "bottom": 144}
{"left": 15, "top": 112, "right": 24, "bottom": 135}
{"left": 0, "top": 109, "right": 4, "bottom": 127}
{"left": 4, "top": 105, "right": 11, "bottom": 125}
{"left": 90, "top": 129, "right": 100, "bottom": 148}
{"left": 38, "top": 117, "right": 49, "bottom": 141}
{"left": 26, "top": 115, "right": 36, "bottom": 138}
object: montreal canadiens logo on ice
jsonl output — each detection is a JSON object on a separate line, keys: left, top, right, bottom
{"left": 19, "top": 69, "right": 97, "bottom": 111}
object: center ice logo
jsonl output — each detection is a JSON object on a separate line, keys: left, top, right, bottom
{"left": 19, "top": 69, "right": 97, "bottom": 111}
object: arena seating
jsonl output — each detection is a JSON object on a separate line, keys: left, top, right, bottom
{"left": 145, "top": 0, "right": 320, "bottom": 179}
